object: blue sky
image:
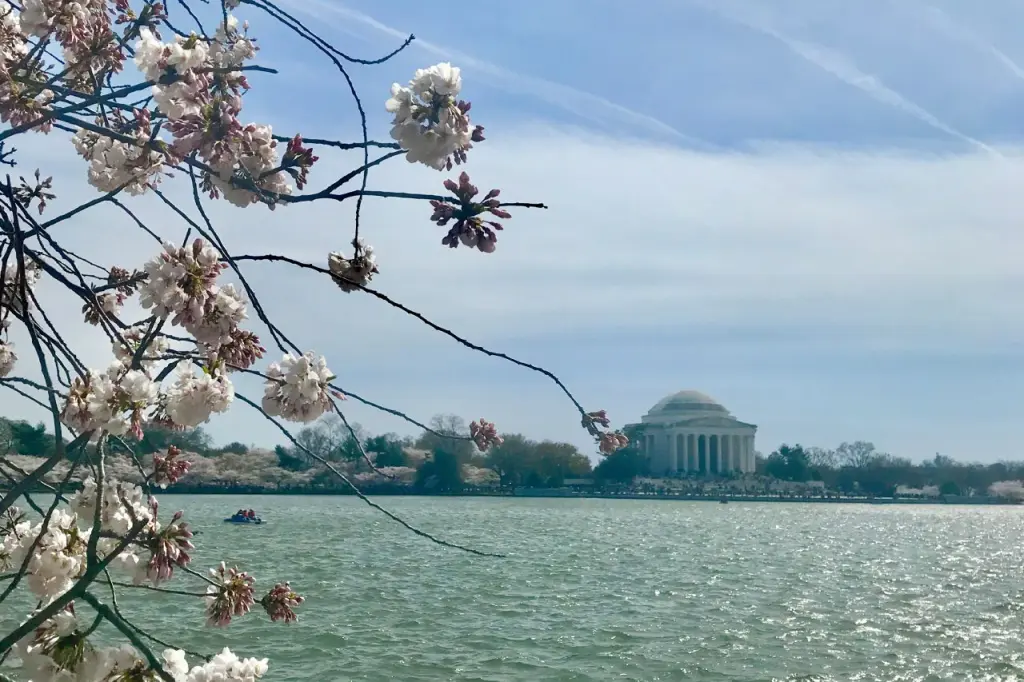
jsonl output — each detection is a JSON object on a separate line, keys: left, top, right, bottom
{"left": 6, "top": 0, "right": 1024, "bottom": 462}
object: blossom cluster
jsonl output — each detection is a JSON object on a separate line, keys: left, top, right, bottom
{"left": 582, "top": 409, "right": 630, "bottom": 454}
{"left": 1, "top": 508, "right": 91, "bottom": 602}
{"left": 132, "top": 18, "right": 312, "bottom": 207}
{"left": 19, "top": 0, "right": 125, "bottom": 90}
{"left": 4, "top": 465, "right": 300, "bottom": 678}
{"left": 0, "top": 483, "right": 155, "bottom": 605}
{"left": 206, "top": 561, "right": 256, "bottom": 626}
{"left": 72, "top": 108, "right": 166, "bottom": 196}
{"left": 112, "top": 324, "right": 170, "bottom": 372}
{"left": 469, "top": 419, "right": 503, "bottom": 451}
{"left": 152, "top": 444, "right": 192, "bottom": 487}
{"left": 15, "top": 608, "right": 269, "bottom": 682}
{"left": 260, "top": 582, "right": 305, "bottom": 623}
{"left": 327, "top": 239, "right": 378, "bottom": 292}
{"left": 61, "top": 364, "right": 159, "bottom": 439}
{"left": 386, "top": 62, "right": 485, "bottom": 170}
{"left": 1, "top": 0, "right": 315, "bottom": 206}
{"left": 1, "top": 257, "right": 41, "bottom": 314}
{"left": 261, "top": 351, "right": 336, "bottom": 423}
{"left": 430, "top": 172, "right": 511, "bottom": 253}
{"left": 0, "top": 3, "right": 53, "bottom": 132}
{"left": 0, "top": 258, "right": 37, "bottom": 378}
{"left": 55, "top": 237, "right": 343, "bottom": 438}
{"left": 0, "top": 336, "right": 16, "bottom": 378}
{"left": 133, "top": 239, "right": 255, "bottom": 426}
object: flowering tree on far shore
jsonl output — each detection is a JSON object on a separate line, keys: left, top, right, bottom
{"left": 0, "top": 0, "right": 630, "bottom": 679}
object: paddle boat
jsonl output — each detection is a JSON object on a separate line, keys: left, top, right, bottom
{"left": 224, "top": 509, "right": 263, "bottom": 524}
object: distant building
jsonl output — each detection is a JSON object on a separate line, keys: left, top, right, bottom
{"left": 626, "top": 390, "right": 757, "bottom": 476}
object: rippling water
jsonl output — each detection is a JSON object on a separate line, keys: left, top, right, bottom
{"left": 9, "top": 496, "right": 1024, "bottom": 681}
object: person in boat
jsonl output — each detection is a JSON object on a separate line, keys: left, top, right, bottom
{"left": 246, "top": 509, "right": 256, "bottom": 520}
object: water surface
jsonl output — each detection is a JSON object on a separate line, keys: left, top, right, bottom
{"left": 10, "top": 496, "right": 1024, "bottom": 681}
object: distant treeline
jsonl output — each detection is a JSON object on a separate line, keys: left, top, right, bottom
{"left": 574, "top": 427, "right": 1024, "bottom": 497}
{"left": 0, "top": 413, "right": 600, "bottom": 493}
{"left": 758, "top": 442, "right": 1024, "bottom": 497}
{"left": 3, "top": 416, "right": 1021, "bottom": 497}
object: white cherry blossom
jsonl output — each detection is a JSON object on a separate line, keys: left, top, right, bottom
{"left": 165, "top": 364, "right": 235, "bottom": 427}
{"left": 0, "top": 340, "right": 16, "bottom": 377}
{"left": 386, "top": 62, "right": 482, "bottom": 170}
{"left": 262, "top": 352, "right": 335, "bottom": 423}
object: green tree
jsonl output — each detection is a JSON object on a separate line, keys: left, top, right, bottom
{"left": 483, "top": 434, "right": 592, "bottom": 487}
{"left": 416, "top": 448, "right": 463, "bottom": 491}
{"left": 594, "top": 446, "right": 648, "bottom": 483}
{"left": 939, "top": 480, "right": 961, "bottom": 496}
{"left": 8, "top": 420, "right": 56, "bottom": 456}
{"left": 137, "top": 426, "right": 213, "bottom": 455}
{"left": 484, "top": 433, "right": 533, "bottom": 486}
{"left": 764, "top": 444, "right": 813, "bottom": 482}
{"left": 273, "top": 444, "right": 309, "bottom": 472}
{"left": 365, "top": 434, "right": 406, "bottom": 467}
{"left": 532, "top": 440, "right": 592, "bottom": 486}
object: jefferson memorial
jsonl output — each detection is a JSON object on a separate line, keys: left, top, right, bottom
{"left": 627, "top": 390, "right": 757, "bottom": 476}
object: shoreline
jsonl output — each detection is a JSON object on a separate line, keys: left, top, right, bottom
{"left": 5, "top": 485, "right": 1018, "bottom": 506}
{"left": 138, "top": 488, "right": 1023, "bottom": 505}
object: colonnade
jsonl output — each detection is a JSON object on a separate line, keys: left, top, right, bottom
{"left": 643, "top": 432, "right": 755, "bottom": 475}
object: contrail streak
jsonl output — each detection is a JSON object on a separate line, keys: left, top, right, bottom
{"left": 913, "top": 2, "right": 1024, "bottom": 82}
{"left": 281, "top": 0, "right": 709, "bottom": 147}
{"left": 693, "top": 0, "right": 999, "bottom": 156}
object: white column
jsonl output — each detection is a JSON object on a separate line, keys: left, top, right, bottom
{"left": 701, "top": 434, "right": 708, "bottom": 474}
{"left": 680, "top": 434, "right": 688, "bottom": 473}
{"left": 724, "top": 435, "right": 732, "bottom": 473}
{"left": 745, "top": 435, "right": 754, "bottom": 473}
{"left": 669, "top": 433, "right": 677, "bottom": 474}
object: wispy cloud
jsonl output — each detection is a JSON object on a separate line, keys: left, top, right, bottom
{"left": 693, "top": 0, "right": 1000, "bottom": 155}
{"left": 280, "top": 0, "right": 708, "bottom": 147}
{"left": 914, "top": 2, "right": 1024, "bottom": 82}
{"left": 6, "top": 118, "right": 1022, "bottom": 461}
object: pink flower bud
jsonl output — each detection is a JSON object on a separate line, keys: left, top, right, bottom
{"left": 260, "top": 582, "right": 305, "bottom": 623}
{"left": 469, "top": 419, "right": 503, "bottom": 451}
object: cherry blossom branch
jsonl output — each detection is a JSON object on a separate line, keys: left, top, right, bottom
{"left": 0, "top": 461, "right": 81, "bottom": 604}
{"left": 0, "top": 3, "right": 633, "bottom": 676}
{"left": 229, "top": 364, "right": 473, "bottom": 443}
{"left": 230, "top": 253, "right": 589, "bottom": 417}
{"left": 80, "top": 591, "right": 175, "bottom": 682}
{"left": 0, "top": 517, "right": 150, "bottom": 655}
{"left": 101, "top": 569, "right": 213, "bottom": 661}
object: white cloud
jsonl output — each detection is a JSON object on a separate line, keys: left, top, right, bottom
{"left": 2, "top": 123, "right": 1021, "bottom": 459}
